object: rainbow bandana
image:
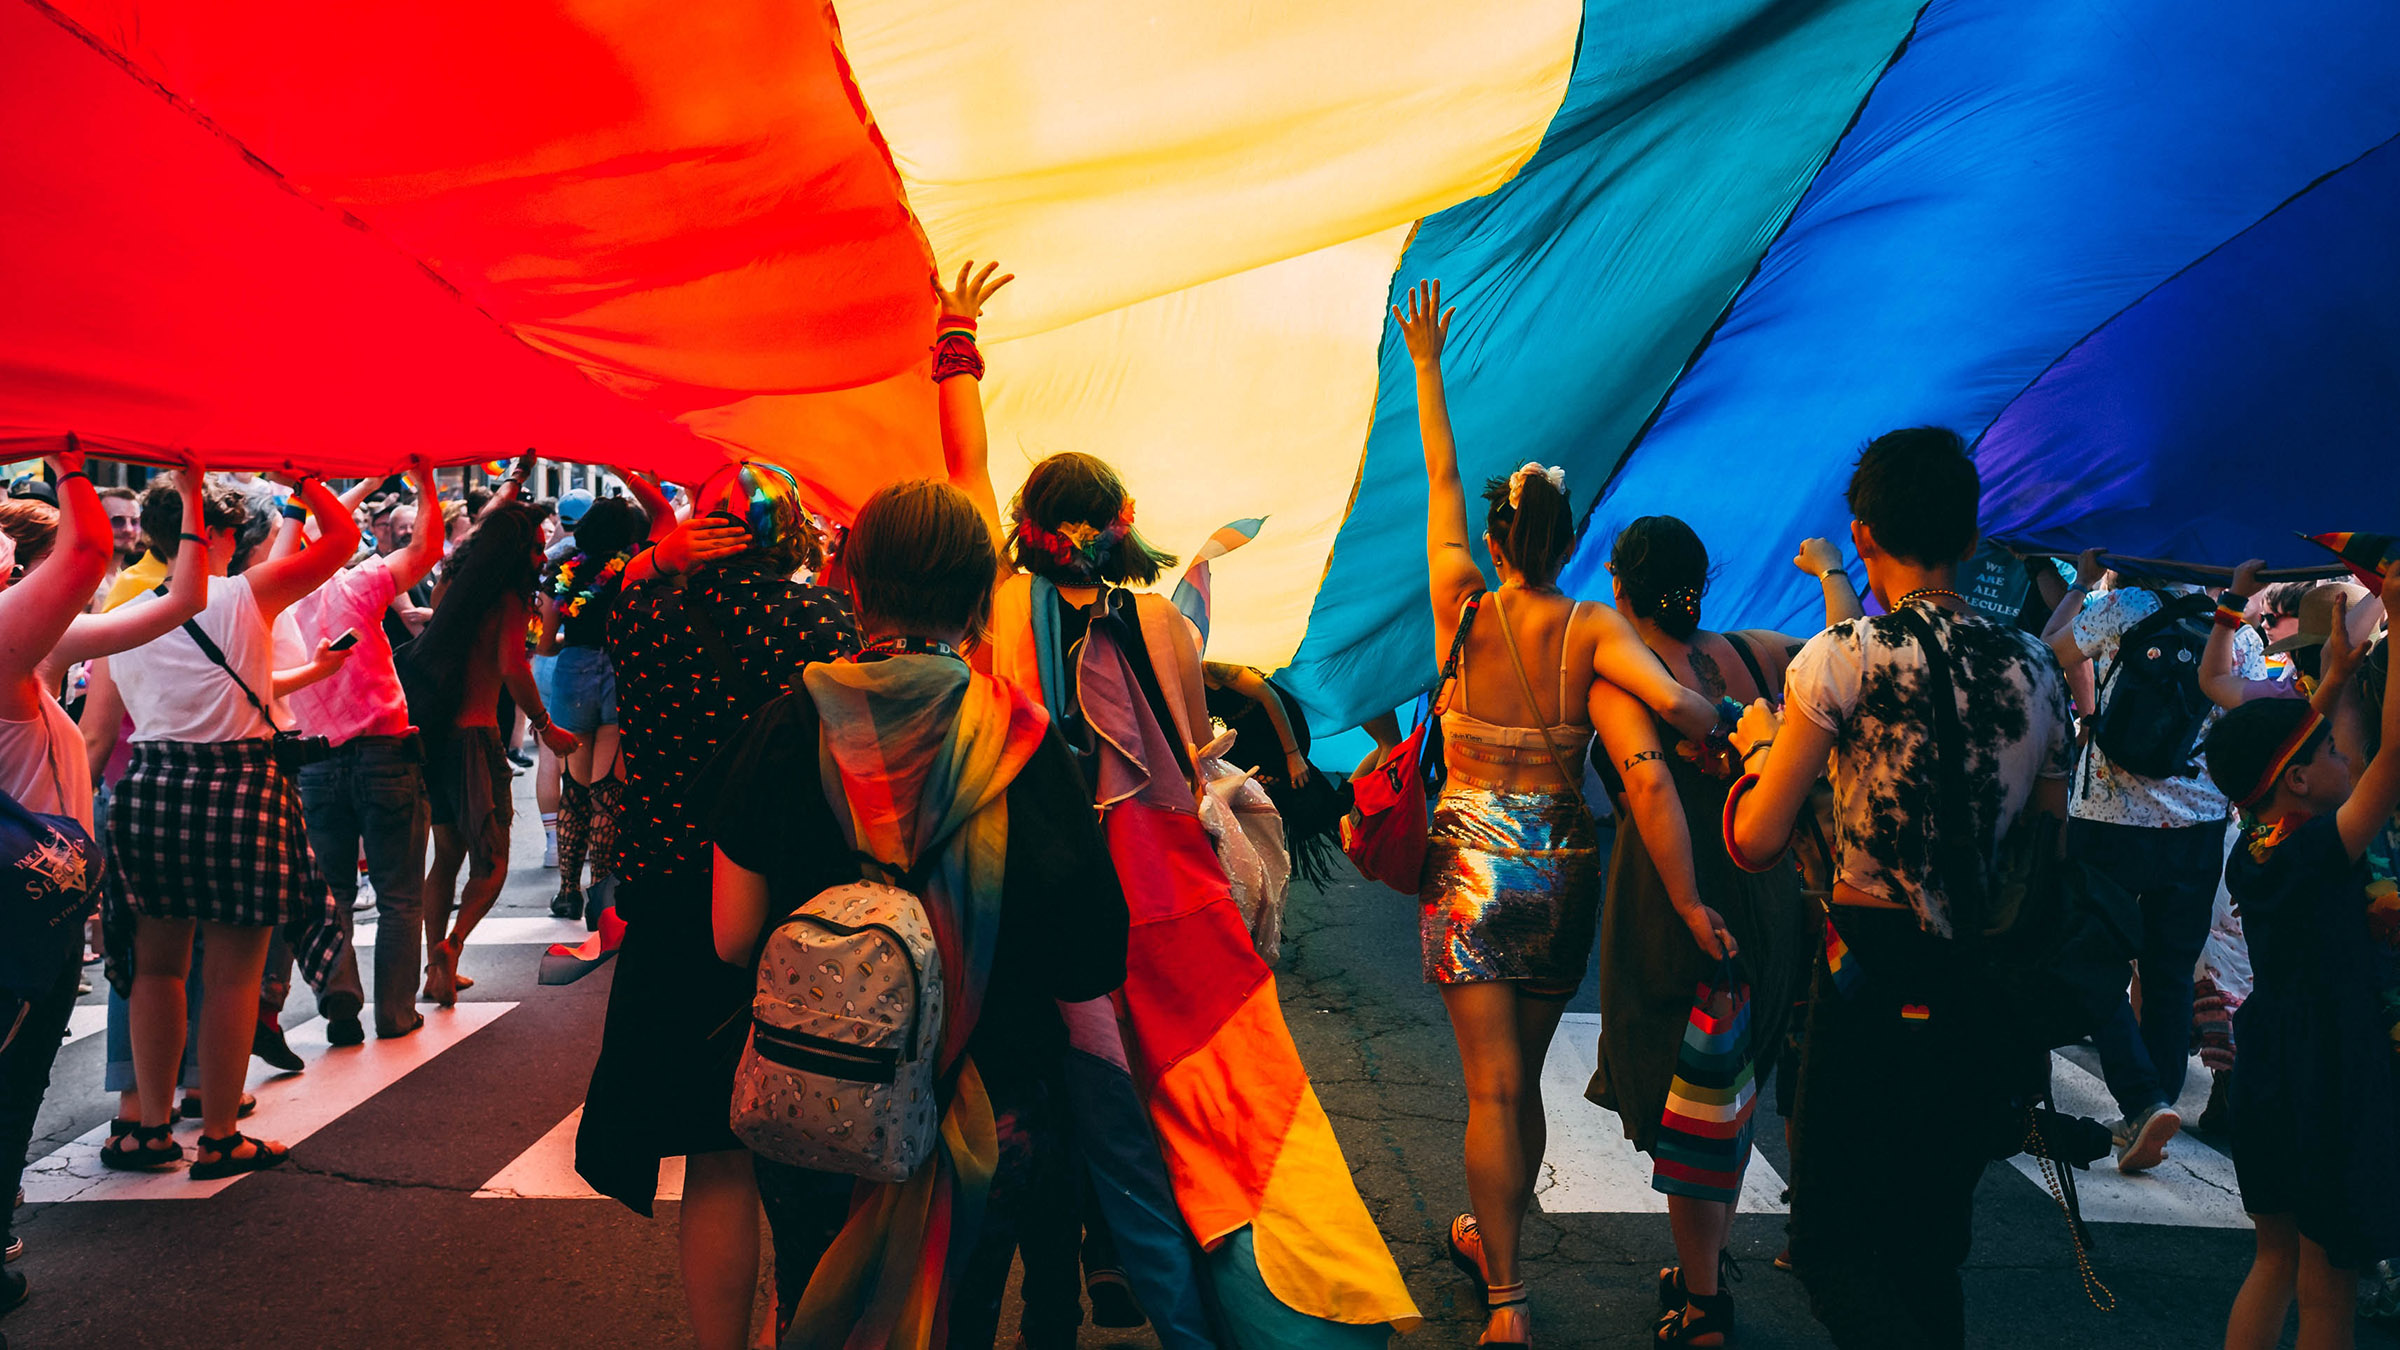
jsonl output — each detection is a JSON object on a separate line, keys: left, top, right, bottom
{"left": 2233, "top": 709, "right": 2328, "bottom": 813}
{"left": 696, "top": 459, "right": 809, "bottom": 553}
{"left": 785, "top": 655, "right": 1049, "bottom": 1350}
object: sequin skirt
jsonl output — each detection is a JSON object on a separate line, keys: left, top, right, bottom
{"left": 1419, "top": 786, "right": 1601, "bottom": 987}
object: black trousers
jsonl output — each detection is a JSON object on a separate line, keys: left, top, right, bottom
{"left": 0, "top": 950, "right": 83, "bottom": 1240}
{"left": 1790, "top": 909, "right": 2014, "bottom": 1350}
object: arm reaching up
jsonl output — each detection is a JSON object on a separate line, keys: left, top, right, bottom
{"left": 0, "top": 438, "right": 114, "bottom": 711}
{"left": 608, "top": 466, "right": 679, "bottom": 544}
{"left": 2200, "top": 560, "right": 2295, "bottom": 709}
{"left": 50, "top": 457, "right": 214, "bottom": 668}
{"left": 934, "top": 261, "right": 1016, "bottom": 558}
{"left": 2336, "top": 564, "right": 2400, "bottom": 859}
{"left": 1398, "top": 281, "right": 1484, "bottom": 635}
{"left": 386, "top": 457, "right": 446, "bottom": 594}
{"left": 246, "top": 474, "right": 361, "bottom": 619}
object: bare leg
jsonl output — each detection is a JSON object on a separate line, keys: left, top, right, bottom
{"left": 2293, "top": 1229, "right": 2358, "bottom": 1350}
{"left": 1442, "top": 982, "right": 1541, "bottom": 1345}
{"left": 682, "top": 1149, "right": 763, "bottom": 1350}
{"left": 423, "top": 825, "right": 467, "bottom": 1003}
{"left": 128, "top": 917, "right": 196, "bottom": 1129}
{"left": 195, "top": 924, "right": 277, "bottom": 1141}
{"left": 2226, "top": 1214, "right": 2298, "bottom": 1350}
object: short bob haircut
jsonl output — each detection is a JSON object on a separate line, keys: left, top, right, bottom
{"left": 1845, "top": 427, "right": 1980, "bottom": 567}
{"left": 1007, "top": 452, "right": 1176, "bottom": 586}
{"left": 847, "top": 479, "right": 998, "bottom": 639}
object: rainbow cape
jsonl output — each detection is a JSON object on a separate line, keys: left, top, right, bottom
{"left": 785, "top": 655, "right": 1050, "bottom": 1350}
{"left": 987, "top": 574, "right": 1420, "bottom": 1340}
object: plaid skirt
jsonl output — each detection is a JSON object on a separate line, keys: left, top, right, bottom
{"left": 103, "top": 739, "right": 345, "bottom": 995}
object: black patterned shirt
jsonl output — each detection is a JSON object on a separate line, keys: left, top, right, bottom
{"left": 605, "top": 561, "right": 860, "bottom": 916}
{"left": 1785, "top": 600, "right": 2075, "bottom": 936}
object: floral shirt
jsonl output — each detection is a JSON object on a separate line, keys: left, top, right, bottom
{"left": 2071, "top": 585, "right": 2265, "bottom": 829}
{"left": 1786, "top": 600, "right": 2076, "bottom": 937}
{"left": 604, "top": 562, "right": 859, "bottom": 918}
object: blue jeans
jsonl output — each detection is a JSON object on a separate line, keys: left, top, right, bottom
{"left": 2068, "top": 816, "right": 2227, "bottom": 1118}
{"left": 297, "top": 737, "right": 429, "bottom": 1032}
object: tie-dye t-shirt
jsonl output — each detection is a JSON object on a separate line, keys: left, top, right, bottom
{"left": 1785, "top": 600, "right": 2076, "bottom": 936}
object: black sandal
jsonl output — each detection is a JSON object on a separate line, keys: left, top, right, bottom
{"left": 1447, "top": 1213, "right": 1489, "bottom": 1296}
{"left": 189, "top": 1132, "right": 287, "bottom": 1181}
{"left": 1655, "top": 1287, "right": 1732, "bottom": 1347}
{"left": 97, "top": 1121, "right": 182, "bottom": 1172}
{"left": 179, "top": 1093, "right": 257, "bottom": 1121}
{"left": 1657, "top": 1249, "right": 1742, "bottom": 1313}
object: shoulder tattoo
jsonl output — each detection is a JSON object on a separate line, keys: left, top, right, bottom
{"left": 1688, "top": 645, "right": 1727, "bottom": 700}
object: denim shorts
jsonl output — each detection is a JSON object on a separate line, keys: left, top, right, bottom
{"left": 546, "top": 645, "right": 618, "bottom": 735}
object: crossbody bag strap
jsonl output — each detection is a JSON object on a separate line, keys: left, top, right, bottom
{"left": 1491, "top": 591, "right": 1592, "bottom": 815}
{"left": 178, "top": 614, "right": 282, "bottom": 734}
{"left": 1894, "top": 605, "right": 1988, "bottom": 938}
{"left": 1430, "top": 592, "right": 1482, "bottom": 717}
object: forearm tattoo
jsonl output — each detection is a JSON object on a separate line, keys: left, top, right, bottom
{"left": 1622, "top": 749, "right": 1665, "bottom": 771}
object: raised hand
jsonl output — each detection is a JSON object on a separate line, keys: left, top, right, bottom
{"left": 45, "top": 431, "right": 85, "bottom": 480}
{"left": 2321, "top": 591, "right": 2363, "bottom": 690}
{"left": 1392, "top": 280, "right": 1453, "bottom": 368}
{"left": 2228, "top": 558, "right": 2267, "bottom": 601}
{"left": 2072, "top": 546, "right": 2107, "bottom": 591}
{"left": 935, "top": 261, "right": 1015, "bottom": 322}
{"left": 1794, "top": 537, "right": 1843, "bottom": 578}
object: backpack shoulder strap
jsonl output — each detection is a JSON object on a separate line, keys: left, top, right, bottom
{"left": 1434, "top": 593, "right": 1482, "bottom": 717}
{"left": 1722, "top": 630, "right": 1773, "bottom": 702}
{"left": 2099, "top": 590, "right": 2204, "bottom": 691}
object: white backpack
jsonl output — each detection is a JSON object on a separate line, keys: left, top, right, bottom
{"left": 730, "top": 878, "right": 945, "bottom": 1182}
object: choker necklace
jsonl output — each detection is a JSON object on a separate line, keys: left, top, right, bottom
{"left": 1895, "top": 587, "right": 1967, "bottom": 609}
{"left": 859, "top": 634, "right": 964, "bottom": 663}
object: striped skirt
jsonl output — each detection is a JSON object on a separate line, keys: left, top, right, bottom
{"left": 103, "top": 739, "right": 345, "bottom": 991}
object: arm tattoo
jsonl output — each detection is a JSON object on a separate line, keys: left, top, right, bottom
{"left": 1622, "top": 749, "right": 1665, "bottom": 770}
{"left": 1687, "top": 645, "right": 1727, "bottom": 701}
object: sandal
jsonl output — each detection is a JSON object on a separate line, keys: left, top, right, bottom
{"left": 1480, "top": 1280, "right": 1530, "bottom": 1349}
{"left": 1657, "top": 1249, "right": 1742, "bottom": 1313}
{"left": 1654, "top": 1287, "right": 1732, "bottom": 1347}
{"left": 179, "top": 1093, "right": 257, "bottom": 1121}
{"left": 189, "top": 1132, "right": 288, "bottom": 1182}
{"left": 1447, "top": 1213, "right": 1489, "bottom": 1296}
{"left": 97, "top": 1121, "right": 182, "bottom": 1172}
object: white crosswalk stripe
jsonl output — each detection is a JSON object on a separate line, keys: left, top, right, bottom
{"left": 474, "top": 1106, "right": 686, "bottom": 1201}
{"left": 2011, "top": 1052, "right": 2249, "bottom": 1229}
{"left": 23, "top": 1002, "right": 514, "bottom": 1202}
{"left": 351, "top": 915, "right": 591, "bottom": 948}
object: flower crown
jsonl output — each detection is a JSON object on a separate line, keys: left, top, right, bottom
{"left": 1014, "top": 497, "right": 1137, "bottom": 582}
{"left": 1508, "top": 462, "right": 1566, "bottom": 508}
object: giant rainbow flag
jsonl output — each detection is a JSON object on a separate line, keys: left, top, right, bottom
{"left": 4, "top": 0, "right": 2395, "bottom": 731}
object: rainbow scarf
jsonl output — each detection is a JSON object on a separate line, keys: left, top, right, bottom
{"left": 785, "top": 654, "right": 1049, "bottom": 1350}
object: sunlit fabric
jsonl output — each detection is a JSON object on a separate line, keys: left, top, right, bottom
{"left": 1978, "top": 136, "right": 2400, "bottom": 570}
{"left": 1576, "top": 0, "right": 2400, "bottom": 642}
{"left": 1279, "top": 0, "right": 1928, "bottom": 731}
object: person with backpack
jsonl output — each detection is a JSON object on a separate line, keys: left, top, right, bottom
{"left": 707, "top": 478, "right": 1129, "bottom": 1350}
{"left": 2042, "top": 547, "right": 2268, "bottom": 1171}
{"left": 1727, "top": 428, "right": 2077, "bottom": 1350}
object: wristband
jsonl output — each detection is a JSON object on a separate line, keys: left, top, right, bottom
{"left": 281, "top": 500, "right": 310, "bottom": 522}
{"left": 1721, "top": 772, "right": 1786, "bottom": 873}
{"left": 178, "top": 531, "right": 207, "bottom": 545}
{"left": 932, "top": 316, "right": 985, "bottom": 383}
{"left": 2213, "top": 597, "right": 2248, "bottom": 631}
{"left": 53, "top": 471, "right": 88, "bottom": 487}
{"left": 1818, "top": 568, "right": 1850, "bottom": 585}
{"left": 1742, "top": 739, "right": 1774, "bottom": 763}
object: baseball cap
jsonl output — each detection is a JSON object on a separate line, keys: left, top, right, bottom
{"left": 556, "top": 488, "right": 595, "bottom": 527}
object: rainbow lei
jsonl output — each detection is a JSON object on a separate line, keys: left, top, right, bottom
{"left": 551, "top": 550, "right": 629, "bottom": 619}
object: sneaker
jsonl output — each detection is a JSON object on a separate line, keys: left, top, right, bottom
{"left": 550, "top": 887, "right": 584, "bottom": 921}
{"left": 2116, "top": 1103, "right": 2180, "bottom": 1173}
{"left": 507, "top": 748, "right": 535, "bottom": 770}
{"left": 326, "top": 1016, "right": 366, "bottom": 1047}
{"left": 4, "top": 1235, "right": 20, "bottom": 1263}
{"left": 542, "top": 829, "right": 558, "bottom": 871}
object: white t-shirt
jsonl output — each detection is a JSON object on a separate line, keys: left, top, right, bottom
{"left": 1785, "top": 601, "right": 2077, "bottom": 937}
{"left": 2070, "top": 585, "right": 2265, "bottom": 829}
{"left": 114, "top": 575, "right": 280, "bottom": 743}
{"left": 0, "top": 691, "right": 93, "bottom": 831}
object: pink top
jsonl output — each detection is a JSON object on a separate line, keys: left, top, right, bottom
{"left": 288, "top": 556, "right": 412, "bottom": 744}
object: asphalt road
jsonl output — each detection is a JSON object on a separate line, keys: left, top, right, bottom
{"left": 5, "top": 778, "right": 2392, "bottom": 1349}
